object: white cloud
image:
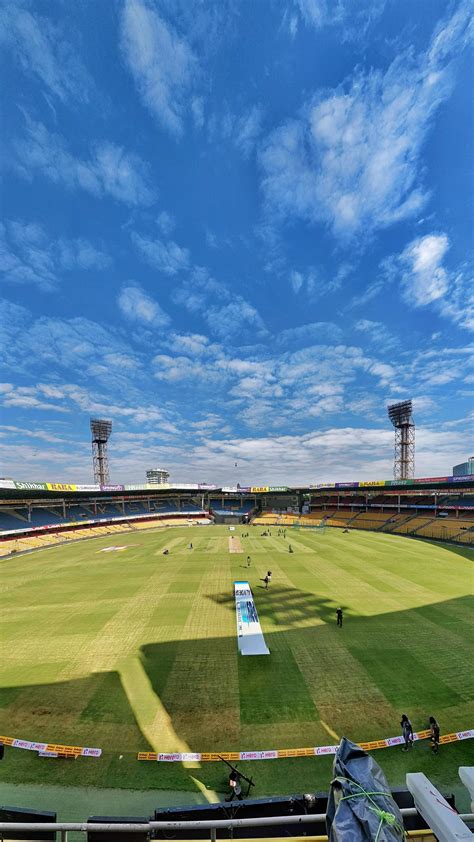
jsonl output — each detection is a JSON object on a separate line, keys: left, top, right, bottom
{"left": 118, "top": 284, "right": 170, "bottom": 327}
{"left": 120, "top": 0, "right": 197, "bottom": 137}
{"left": 152, "top": 354, "right": 211, "bottom": 382}
{"left": 173, "top": 266, "right": 267, "bottom": 340}
{"left": 131, "top": 232, "right": 190, "bottom": 274}
{"left": 390, "top": 232, "right": 474, "bottom": 332}
{"left": 288, "top": 267, "right": 333, "bottom": 296}
{"left": 0, "top": 3, "right": 91, "bottom": 103}
{"left": 260, "top": 4, "right": 472, "bottom": 239}
{"left": 191, "top": 96, "right": 205, "bottom": 129}
{"left": 368, "top": 362, "right": 397, "bottom": 387}
{"left": 279, "top": 321, "right": 343, "bottom": 345}
{"left": 438, "top": 275, "right": 474, "bottom": 332}
{"left": 56, "top": 239, "right": 110, "bottom": 271}
{"left": 233, "top": 106, "right": 264, "bottom": 158}
{"left": 294, "top": 0, "right": 386, "bottom": 37}
{"left": 290, "top": 270, "right": 303, "bottom": 294}
{"left": 401, "top": 233, "right": 450, "bottom": 305}
{"left": 295, "top": 0, "right": 327, "bottom": 28}
{"left": 354, "top": 319, "right": 398, "bottom": 347}
{"left": 348, "top": 278, "right": 385, "bottom": 309}
{"left": 0, "top": 384, "right": 69, "bottom": 413}
{"left": 167, "top": 333, "right": 210, "bottom": 356}
{"left": 209, "top": 105, "right": 264, "bottom": 158}
{"left": 156, "top": 211, "right": 176, "bottom": 236}
{"left": 15, "top": 119, "right": 155, "bottom": 206}
{"left": 0, "top": 221, "right": 110, "bottom": 291}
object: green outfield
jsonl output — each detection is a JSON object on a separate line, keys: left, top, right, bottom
{"left": 1, "top": 524, "right": 473, "bottom": 808}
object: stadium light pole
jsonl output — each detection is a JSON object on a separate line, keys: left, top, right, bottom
{"left": 387, "top": 400, "right": 415, "bottom": 480}
{"left": 90, "top": 418, "right": 112, "bottom": 486}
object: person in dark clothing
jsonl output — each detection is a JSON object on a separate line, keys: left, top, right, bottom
{"left": 429, "top": 716, "right": 440, "bottom": 753}
{"left": 400, "top": 714, "right": 414, "bottom": 751}
{"left": 336, "top": 607, "right": 343, "bottom": 627}
{"left": 225, "top": 771, "right": 243, "bottom": 801}
{"left": 247, "top": 555, "right": 251, "bottom": 567}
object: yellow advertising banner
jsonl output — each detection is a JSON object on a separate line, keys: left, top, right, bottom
{"left": 136, "top": 727, "right": 473, "bottom": 762}
{"left": 359, "top": 481, "right": 386, "bottom": 487}
{"left": 46, "top": 483, "right": 77, "bottom": 492}
{"left": 251, "top": 486, "right": 269, "bottom": 493}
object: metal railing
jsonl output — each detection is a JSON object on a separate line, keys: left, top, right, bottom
{"left": 1, "top": 810, "right": 474, "bottom": 840}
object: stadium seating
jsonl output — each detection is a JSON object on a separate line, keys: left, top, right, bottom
{"left": 340, "top": 511, "right": 391, "bottom": 530}
{"left": 0, "top": 508, "right": 30, "bottom": 530}
{"left": 0, "top": 497, "right": 209, "bottom": 537}
{"left": 300, "top": 512, "right": 326, "bottom": 526}
{"left": 210, "top": 499, "right": 255, "bottom": 516}
{"left": 0, "top": 514, "right": 214, "bottom": 556}
{"left": 414, "top": 518, "right": 474, "bottom": 541}
{"left": 321, "top": 511, "right": 356, "bottom": 528}
{"left": 252, "top": 512, "right": 281, "bottom": 525}
{"left": 388, "top": 516, "right": 434, "bottom": 535}
{"left": 437, "top": 495, "right": 474, "bottom": 508}
{"left": 278, "top": 513, "right": 300, "bottom": 525}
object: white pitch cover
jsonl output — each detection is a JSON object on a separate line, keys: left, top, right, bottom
{"left": 234, "top": 581, "right": 270, "bottom": 655}
{"left": 406, "top": 772, "right": 472, "bottom": 841}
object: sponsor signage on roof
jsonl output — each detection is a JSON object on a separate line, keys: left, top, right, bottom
{"left": 221, "top": 486, "right": 254, "bottom": 493}
{"left": 6, "top": 473, "right": 473, "bottom": 497}
{"left": 414, "top": 476, "right": 449, "bottom": 483}
{"left": 308, "top": 475, "right": 474, "bottom": 490}
{"left": 14, "top": 481, "right": 48, "bottom": 490}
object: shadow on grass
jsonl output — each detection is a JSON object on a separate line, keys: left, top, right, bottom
{"left": 1, "top": 593, "right": 473, "bottom": 797}
{"left": 207, "top": 584, "right": 341, "bottom": 626}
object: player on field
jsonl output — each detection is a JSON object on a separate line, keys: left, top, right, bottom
{"left": 429, "top": 716, "right": 440, "bottom": 753}
{"left": 400, "top": 714, "right": 414, "bottom": 751}
{"left": 336, "top": 607, "right": 343, "bottom": 627}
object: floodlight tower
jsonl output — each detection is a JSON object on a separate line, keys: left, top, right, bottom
{"left": 90, "top": 418, "right": 112, "bottom": 485}
{"left": 387, "top": 400, "right": 415, "bottom": 480}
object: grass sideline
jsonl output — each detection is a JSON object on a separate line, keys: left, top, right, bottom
{"left": 1, "top": 525, "right": 473, "bottom": 803}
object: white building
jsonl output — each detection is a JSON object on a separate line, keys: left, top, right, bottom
{"left": 146, "top": 468, "right": 170, "bottom": 485}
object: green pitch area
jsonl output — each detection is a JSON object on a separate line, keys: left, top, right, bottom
{"left": 1, "top": 525, "right": 473, "bottom": 807}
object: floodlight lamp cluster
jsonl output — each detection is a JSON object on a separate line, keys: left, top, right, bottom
{"left": 387, "top": 400, "right": 413, "bottom": 428}
{"left": 90, "top": 418, "right": 112, "bottom": 443}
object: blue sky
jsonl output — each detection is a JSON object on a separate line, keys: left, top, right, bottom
{"left": 0, "top": 0, "right": 473, "bottom": 485}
